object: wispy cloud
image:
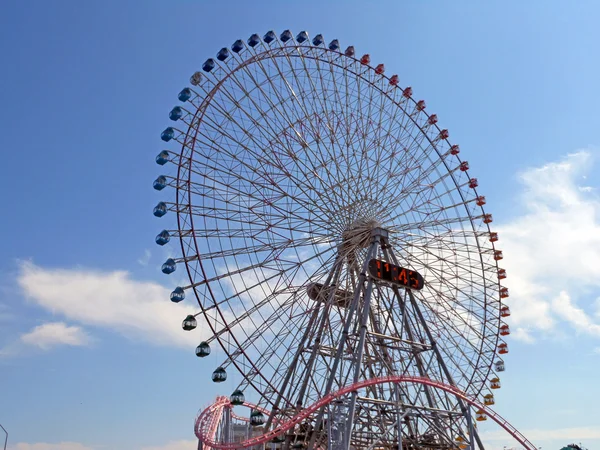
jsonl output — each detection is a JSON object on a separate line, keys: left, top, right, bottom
{"left": 137, "top": 249, "right": 152, "bottom": 267}
{"left": 9, "top": 443, "right": 95, "bottom": 450}
{"left": 1, "top": 322, "right": 91, "bottom": 357}
{"left": 8, "top": 440, "right": 198, "bottom": 450}
{"left": 20, "top": 322, "right": 91, "bottom": 350}
{"left": 140, "top": 441, "right": 197, "bottom": 450}
{"left": 16, "top": 261, "right": 205, "bottom": 348}
{"left": 481, "top": 424, "right": 600, "bottom": 440}
{"left": 510, "top": 327, "right": 535, "bottom": 344}
{"left": 498, "top": 150, "right": 600, "bottom": 340}
{"left": 551, "top": 290, "right": 600, "bottom": 336}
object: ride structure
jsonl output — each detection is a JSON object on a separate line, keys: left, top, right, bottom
{"left": 152, "top": 30, "right": 532, "bottom": 450}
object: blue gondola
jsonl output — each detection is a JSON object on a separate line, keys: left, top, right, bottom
{"left": 155, "top": 151, "right": 169, "bottom": 165}
{"left": 160, "top": 127, "right": 174, "bottom": 142}
{"left": 153, "top": 201, "right": 167, "bottom": 217}
{"left": 247, "top": 33, "right": 260, "bottom": 47}
{"left": 329, "top": 39, "right": 340, "bottom": 51}
{"left": 212, "top": 367, "right": 227, "bottom": 382}
{"left": 196, "top": 341, "right": 211, "bottom": 357}
{"left": 178, "top": 88, "right": 192, "bottom": 102}
{"left": 263, "top": 30, "right": 276, "bottom": 44}
{"left": 231, "top": 39, "right": 244, "bottom": 53}
{"left": 296, "top": 31, "right": 308, "bottom": 43}
{"left": 312, "top": 34, "right": 324, "bottom": 46}
{"left": 202, "top": 58, "right": 215, "bottom": 72}
{"left": 153, "top": 176, "right": 167, "bottom": 191}
{"left": 182, "top": 314, "right": 197, "bottom": 331}
{"left": 250, "top": 410, "right": 265, "bottom": 426}
{"left": 161, "top": 258, "right": 176, "bottom": 274}
{"left": 216, "top": 47, "right": 229, "bottom": 61}
{"left": 169, "top": 106, "right": 183, "bottom": 121}
{"left": 155, "top": 230, "right": 170, "bottom": 246}
{"left": 280, "top": 30, "right": 292, "bottom": 42}
{"left": 230, "top": 389, "right": 245, "bottom": 405}
{"left": 170, "top": 286, "right": 185, "bottom": 303}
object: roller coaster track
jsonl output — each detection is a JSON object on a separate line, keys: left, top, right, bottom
{"left": 194, "top": 376, "right": 536, "bottom": 450}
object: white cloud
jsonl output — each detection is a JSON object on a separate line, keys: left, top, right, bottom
{"left": 140, "top": 440, "right": 197, "bottom": 450}
{"left": 9, "top": 443, "right": 95, "bottom": 450}
{"left": 551, "top": 291, "right": 600, "bottom": 336}
{"left": 20, "top": 322, "right": 91, "bottom": 350}
{"left": 510, "top": 327, "right": 535, "bottom": 344}
{"left": 498, "top": 150, "right": 600, "bottom": 339}
{"left": 8, "top": 440, "right": 199, "bottom": 450}
{"left": 16, "top": 261, "right": 205, "bottom": 348}
{"left": 481, "top": 424, "right": 600, "bottom": 441}
{"left": 138, "top": 249, "right": 152, "bottom": 267}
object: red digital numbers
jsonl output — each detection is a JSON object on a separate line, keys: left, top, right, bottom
{"left": 368, "top": 259, "right": 424, "bottom": 290}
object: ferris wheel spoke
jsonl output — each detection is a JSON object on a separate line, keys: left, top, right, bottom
{"left": 195, "top": 87, "right": 343, "bottom": 227}
{"left": 222, "top": 53, "right": 350, "bottom": 217}
{"left": 386, "top": 253, "right": 492, "bottom": 390}
{"left": 290, "top": 51, "right": 380, "bottom": 218}
{"left": 199, "top": 236, "right": 334, "bottom": 262}
{"left": 182, "top": 158, "right": 337, "bottom": 237}
{"left": 312, "top": 55, "right": 372, "bottom": 201}
{"left": 405, "top": 239, "right": 494, "bottom": 295}
{"left": 261, "top": 62, "right": 370, "bottom": 218}
{"left": 203, "top": 241, "right": 338, "bottom": 325}
{"left": 418, "top": 304, "right": 490, "bottom": 379}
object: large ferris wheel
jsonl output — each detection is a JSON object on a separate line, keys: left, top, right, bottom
{"left": 152, "top": 30, "right": 530, "bottom": 450}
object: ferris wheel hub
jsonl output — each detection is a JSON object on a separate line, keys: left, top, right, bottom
{"left": 341, "top": 220, "right": 386, "bottom": 248}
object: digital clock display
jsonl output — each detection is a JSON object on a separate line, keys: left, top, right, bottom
{"left": 368, "top": 259, "right": 424, "bottom": 290}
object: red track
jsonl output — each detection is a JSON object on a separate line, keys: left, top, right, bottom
{"left": 195, "top": 376, "right": 536, "bottom": 450}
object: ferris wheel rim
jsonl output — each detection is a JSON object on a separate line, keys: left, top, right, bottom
{"left": 162, "top": 30, "right": 507, "bottom": 416}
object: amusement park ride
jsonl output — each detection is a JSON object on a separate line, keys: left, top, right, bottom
{"left": 152, "top": 30, "right": 536, "bottom": 450}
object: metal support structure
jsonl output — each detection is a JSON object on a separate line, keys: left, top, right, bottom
{"left": 403, "top": 287, "right": 484, "bottom": 450}
{"left": 382, "top": 241, "right": 483, "bottom": 450}
{"left": 0, "top": 423, "right": 6, "bottom": 450}
{"left": 328, "top": 400, "right": 347, "bottom": 450}
{"left": 306, "top": 227, "right": 484, "bottom": 449}
{"left": 294, "top": 254, "right": 345, "bottom": 409}
{"left": 395, "top": 385, "right": 404, "bottom": 450}
{"left": 224, "top": 406, "right": 232, "bottom": 444}
{"left": 467, "top": 407, "right": 476, "bottom": 450}
{"left": 343, "top": 274, "right": 375, "bottom": 443}
{"left": 193, "top": 225, "right": 518, "bottom": 450}
{"left": 343, "top": 228, "right": 387, "bottom": 448}
{"left": 306, "top": 234, "right": 380, "bottom": 450}
{"left": 379, "top": 240, "right": 448, "bottom": 442}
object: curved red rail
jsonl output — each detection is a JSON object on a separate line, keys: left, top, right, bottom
{"left": 195, "top": 376, "right": 536, "bottom": 450}
{"left": 195, "top": 397, "right": 280, "bottom": 444}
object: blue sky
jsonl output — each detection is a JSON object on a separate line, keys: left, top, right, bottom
{"left": 1, "top": 1, "right": 600, "bottom": 449}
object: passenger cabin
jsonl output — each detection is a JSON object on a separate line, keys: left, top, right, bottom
{"left": 490, "top": 377, "right": 501, "bottom": 389}
{"left": 483, "top": 393, "right": 495, "bottom": 406}
{"left": 196, "top": 341, "right": 210, "bottom": 357}
{"left": 307, "top": 283, "right": 353, "bottom": 308}
{"left": 182, "top": 314, "right": 196, "bottom": 331}
{"left": 212, "top": 367, "right": 227, "bottom": 383}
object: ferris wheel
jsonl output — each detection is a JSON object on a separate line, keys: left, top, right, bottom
{"left": 152, "top": 30, "right": 518, "bottom": 450}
